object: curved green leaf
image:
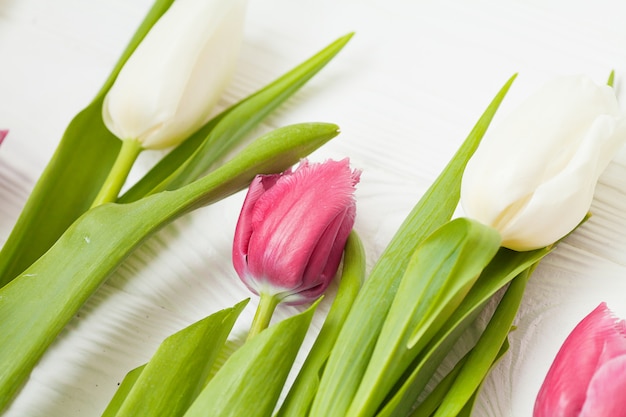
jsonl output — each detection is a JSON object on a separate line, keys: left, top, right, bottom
{"left": 102, "top": 366, "right": 145, "bottom": 417}
{"left": 345, "top": 218, "right": 501, "bottom": 417}
{"left": 0, "top": 26, "right": 352, "bottom": 287}
{"left": 375, "top": 246, "right": 549, "bottom": 416}
{"left": 409, "top": 338, "right": 510, "bottom": 417}
{"left": 183, "top": 302, "right": 318, "bottom": 417}
{"left": 118, "top": 33, "right": 354, "bottom": 202}
{"left": 309, "top": 74, "right": 517, "bottom": 417}
{"left": 0, "top": 0, "right": 176, "bottom": 287}
{"left": 102, "top": 300, "right": 247, "bottom": 417}
{"left": 276, "top": 231, "right": 366, "bottom": 417}
{"left": 433, "top": 272, "right": 529, "bottom": 416}
{"left": 0, "top": 122, "right": 339, "bottom": 411}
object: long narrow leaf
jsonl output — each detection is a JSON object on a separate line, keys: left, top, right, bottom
{"left": 183, "top": 302, "right": 318, "bottom": 417}
{"left": 409, "top": 339, "right": 510, "bottom": 417}
{"left": 102, "top": 300, "right": 247, "bottom": 417}
{"left": 101, "top": 366, "right": 145, "bottom": 417}
{"left": 276, "top": 231, "right": 366, "bottom": 417}
{"left": 119, "top": 33, "right": 353, "bottom": 202}
{"left": 0, "top": 122, "right": 339, "bottom": 411}
{"left": 346, "top": 218, "right": 501, "bottom": 417}
{"left": 309, "top": 74, "right": 516, "bottom": 417}
{"left": 0, "top": 0, "right": 176, "bottom": 287}
{"left": 433, "top": 271, "right": 530, "bottom": 416}
{"left": 408, "top": 356, "right": 468, "bottom": 417}
{"left": 376, "top": 247, "right": 549, "bottom": 416}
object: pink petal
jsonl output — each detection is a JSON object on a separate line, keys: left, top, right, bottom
{"left": 232, "top": 158, "right": 360, "bottom": 303}
{"left": 247, "top": 159, "right": 358, "bottom": 289}
{"left": 0, "top": 130, "right": 8, "bottom": 145}
{"left": 289, "top": 200, "right": 357, "bottom": 304}
{"left": 579, "top": 355, "right": 626, "bottom": 417}
{"left": 283, "top": 205, "right": 352, "bottom": 304}
{"left": 232, "top": 172, "right": 284, "bottom": 291}
{"left": 534, "top": 303, "right": 626, "bottom": 417}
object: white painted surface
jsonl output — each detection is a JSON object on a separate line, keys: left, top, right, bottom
{"left": 1, "top": 1, "right": 626, "bottom": 415}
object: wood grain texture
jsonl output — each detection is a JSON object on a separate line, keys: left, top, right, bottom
{"left": 1, "top": 0, "right": 626, "bottom": 415}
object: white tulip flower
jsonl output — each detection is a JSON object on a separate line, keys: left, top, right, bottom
{"left": 102, "top": 0, "right": 247, "bottom": 150}
{"left": 461, "top": 75, "right": 626, "bottom": 251}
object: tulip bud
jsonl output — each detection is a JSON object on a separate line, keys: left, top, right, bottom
{"left": 232, "top": 158, "right": 360, "bottom": 305}
{"left": 102, "top": 0, "right": 247, "bottom": 150}
{"left": 461, "top": 75, "right": 626, "bottom": 251}
{"left": 534, "top": 303, "right": 626, "bottom": 417}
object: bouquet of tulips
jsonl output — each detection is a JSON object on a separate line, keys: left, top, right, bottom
{"left": 0, "top": 0, "right": 352, "bottom": 411}
{"left": 2, "top": 0, "right": 626, "bottom": 416}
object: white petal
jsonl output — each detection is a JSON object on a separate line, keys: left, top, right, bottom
{"left": 102, "top": 0, "right": 247, "bottom": 149}
{"left": 461, "top": 75, "right": 626, "bottom": 250}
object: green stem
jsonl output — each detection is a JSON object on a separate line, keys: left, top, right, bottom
{"left": 247, "top": 292, "right": 281, "bottom": 341}
{"left": 91, "top": 139, "right": 143, "bottom": 207}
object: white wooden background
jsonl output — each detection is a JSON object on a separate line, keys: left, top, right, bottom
{"left": 2, "top": 0, "right": 626, "bottom": 415}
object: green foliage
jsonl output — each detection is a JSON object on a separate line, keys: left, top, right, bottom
{"left": 0, "top": 30, "right": 352, "bottom": 287}
{"left": 308, "top": 74, "right": 517, "bottom": 417}
{"left": 345, "top": 218, "right": 502, "bottom": 416}
{"left": 377, "top": 247, "right": 549, "bottom": 416}
{"left": 183, "top": 303, "right": 318, "bottom": 417}
{"left": 0, "top": 0, "right": 177, "bottom": 286}
{"left": 119, "top": 33, "right": 354, "bottom": 202}
{"left": 102, "top": 301, "right": 247, "bottom": 417}
{"left": 277, "top": 232, "right": 366, "bottom": 417}
{"left": 432, "top": 272, "right": 530, "bottom": 416}
{"left": 0, "top": 123, "right": 339, "bottom": 411}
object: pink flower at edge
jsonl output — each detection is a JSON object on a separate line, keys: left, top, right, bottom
{"left": 0, "top": 130, "right": 7, "bottom": 145}
{"left": 232, "top": 158, "right": 360, "bottom": 305}
{"left": 534, "top": 302, "right": 626, "bottom": 417}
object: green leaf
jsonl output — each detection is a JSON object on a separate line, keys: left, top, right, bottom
{"left": 102, "top": 366, "right": 146, "bottom": 417}
{"left": 375, "top": 246, "right": 549, "bottom": 417}
{"left": 408, "top": 356, "right": 468, "bottom": 417}
{"left": 433, "top": 271, "right": 530, "bottom": 416}
{"left": 183, "top": 302, "right": 318, "bottom": 417}
{"left": 455, "top": 392, "right": 476, "bottom": 417}
{"left": 119, "top": 33, "right": 354, "bottom": 202}
{"left": 345, "top": 218, "right": 501, "bottom": 417}
{"left": 276, "top": 231, "right": 366, "bottom": 417}
{"left": 0, "top": 122, "right": 339, "bottom": 412}
{"left": 101, "top": 300, "right": 247, "bottom": 417}
{"left": 0, "top": 29, "right": 352, "bottom": 288}
{"left": 0, "top": 0, "right": 176, "bottom": 287}
{"left": 309, "top": 74, "right": 516, "bottom": 417}
{"left": 408, "top": 339, "right": 510, "bottom": 417}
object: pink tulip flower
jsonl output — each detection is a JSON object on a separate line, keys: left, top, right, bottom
{"left": 534, "top": 302, "right": 626, "bottom": 417}
{"left": 232, "top": 158, "right": 360, "bottom": 305}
